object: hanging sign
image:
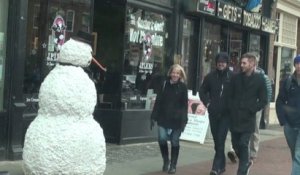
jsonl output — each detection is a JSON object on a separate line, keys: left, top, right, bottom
{"left": 243, "top": 10, "right": 261, "bottom": 29}
{"left": 261, "top": 17, "right": 278, "bottom": 34}
{"left": 217, "top": 1, "right": 242, "bottom": 24}
{"left": 183, "top": 0, "right": 216, "bottom": 15}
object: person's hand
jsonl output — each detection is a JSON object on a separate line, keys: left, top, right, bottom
{"left": 150, "top": 119, "right": 155, "bottom": 130}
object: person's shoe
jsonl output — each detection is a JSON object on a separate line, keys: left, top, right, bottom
{"left": 227, "top": 151, "right": 237, "bottom": 163}
{"left": 162, "top": 160, "right": 169, "bottom": 172}
{"left": 209, "top": 170, "right": 218, "bottom": 175}
{"left": 245, "top": 160, "right": 253, "bottom": 175}
{"left": 219, "top": 168, "right": 225, "bottom": 174}
{"left": 250, "top": 156, "right": 257, "bottom": 163}
{"left": 168, "top": 165, "right": 176, "bottom": 174}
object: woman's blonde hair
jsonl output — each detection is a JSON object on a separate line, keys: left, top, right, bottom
{"left": 167, "top": 64, "right": 187, "bottom": 83}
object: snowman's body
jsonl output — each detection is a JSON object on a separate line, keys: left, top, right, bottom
{"left": 22, "top": 39, "right": 106, "bottom": 174}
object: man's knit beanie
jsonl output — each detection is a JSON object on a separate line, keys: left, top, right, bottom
{"left": 294, "top": 55, "right": 300, "bottom": 65}
{"left": 215, "top": 52, "right": 229, "bottom": 64}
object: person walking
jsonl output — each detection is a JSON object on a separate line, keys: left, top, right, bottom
{"left": 276, "top": 55, "right": 300, "bottom": 175}
{"left": 249, "top": 54, "right": 273, "bottom": 162}
{"left": 150, "top": 64, "right": 188, "bottom": 174}
{"left": 199, "top": 52, "right": 233, "bottom": 175}
{"left": 229, "top": 52, "right": 267, "bottom": 175}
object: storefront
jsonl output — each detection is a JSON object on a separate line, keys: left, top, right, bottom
{"left": 269, "top": 0, "right": 300, "bottom": 125}
{"left": 92, "top": 0, "right": 175, "bottom": 144}
{"left": 181, "top": 0, "right": 277, "bottom": 128}
{"left": 0, "top": 0, "right": 277, "bottom": 160}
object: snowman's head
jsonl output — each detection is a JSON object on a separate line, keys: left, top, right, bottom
{"left": 59, "top": 31, "right": 93, "bottom": 67}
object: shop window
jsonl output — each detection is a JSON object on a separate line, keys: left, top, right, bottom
{"left": 181, "top": 18, "right": 197, "bottom": 89}
{"left": 33, "top": 4, "right": 40, "bottom": 29}
{"left": 280, "top": 47, "right": 294, "bottom": 81}
{"left": 281, "top": 13, "right": 297, "bottom": 47}
{"left": 0, "top": 0, "right": 8, "bottom": 111}
{"left": 66, "top": 10, "right": 75, "bottom": 32}
{"left": 249, "top": 34, "right": 261, "bottom": 65}
{"left": 24, "top": 0, "right": 92, "bottom": 97}
{"left": 202, "top": 23, "right": 222, "bottom": 79}
{"left": 122, "top": 7, "right": 168, "bottom": 110}
{"left": 229, "top": 30, "right": 243, "bottom": 73}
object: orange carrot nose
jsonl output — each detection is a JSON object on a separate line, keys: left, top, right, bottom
{"left": 92, "top": 57, "right": 107, "bottom": 72}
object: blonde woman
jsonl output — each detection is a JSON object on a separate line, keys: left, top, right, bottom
{"left": 151, "top": 64, "right": 188, "bottom": 174}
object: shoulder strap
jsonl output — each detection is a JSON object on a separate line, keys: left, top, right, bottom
{"left": 285, "top": 75, "right": 292, "bottom": 92}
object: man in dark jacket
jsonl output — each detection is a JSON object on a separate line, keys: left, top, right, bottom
{"left": 199, "top": 52, "right": 233, "bottom": 175}
{"left": 229, "top": 52, "right": 267, "bottom": 175}
{"left": 276, "top": 55, "right": 300, "bottom": 175}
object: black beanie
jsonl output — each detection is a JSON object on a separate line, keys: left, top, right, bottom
{"left": 215, "top": 52, "right": 229, "bottom": 64}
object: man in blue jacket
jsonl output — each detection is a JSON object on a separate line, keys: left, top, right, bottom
{"left": 229, "top": 52, "right": 267, "bottom": 175}
{"left": 276, "top": 55, "right": 300, "bottom": 175}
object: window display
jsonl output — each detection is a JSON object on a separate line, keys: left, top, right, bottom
{"left": 122, "top": 7, "right": 168, "bottom": 110}
{"left": 24, "top": 0, "right": 92, "bottom": 95}
{"left": 202, "top": 23, "right": 222, "bottom": 79}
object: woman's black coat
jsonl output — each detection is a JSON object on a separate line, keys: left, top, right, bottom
{"left": 151, "top": 79, "right": 188, "bottom": 130}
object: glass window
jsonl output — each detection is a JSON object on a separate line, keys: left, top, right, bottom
{"left": 0, "top": 0, "right": 8, "bottom": 111}
{"left": 280, "top": 47, "right": 293, "bottom": 81}
{"left": 229, "top": 30, "right": 243, "bottom": 73}
{"left": 122, "top": 7, "right": 169, "bottom": 110}
{"left": 249, "top": 34, "right": 261, "bottom": 65}
{"left": 202, "top": 23, "right": 222, "bottom": 79}
{"left": 181, "top": 18, "right": 197, "bottom": 89}
{"left": 24, "top": 0, "right": 92, "bottom": 100}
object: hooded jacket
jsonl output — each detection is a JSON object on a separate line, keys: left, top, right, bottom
{"left": 276, "top": 73, "right": 300, "bottom": 128}
{"left": 199, "top": 68, "right": 233, "bottom": 118}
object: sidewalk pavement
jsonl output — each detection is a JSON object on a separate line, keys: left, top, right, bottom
{"left": 0, "top": 125, "right": 290, "bottom": 175}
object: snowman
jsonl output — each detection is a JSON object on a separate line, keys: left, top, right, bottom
{"left": 22, "top": 31, "right": 106, "bottom": 175}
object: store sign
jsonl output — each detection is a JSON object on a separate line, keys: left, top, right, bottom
{"left": 243, "top": 10, "right": 261, "bottom": 29}
{"left": 261, "top": 17, "right": 278, "bottom": 34}
{"left": 197, "top": 0, "right": 216, "bottom": 15}
{"left": 217, "top": 1, "right": 242, "bottom": 24}
{"left": 129, "top": 15, "right": 165, "bottom": 47}
{"left": 183, "top": 0, "right": 216, "bottom": 15}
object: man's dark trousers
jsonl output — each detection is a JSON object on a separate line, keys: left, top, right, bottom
{"left": 231, "top": 131, "right": 252, "bottom": 175}
{"left": 209, "top": 115, "right": 230, "bottom": 172}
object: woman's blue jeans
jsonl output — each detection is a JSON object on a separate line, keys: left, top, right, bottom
{"left": 284, "top": 123, "right": 300, "bottom": 175}
{"left": 158, "top": 126, "right": 181, "bottom": 147}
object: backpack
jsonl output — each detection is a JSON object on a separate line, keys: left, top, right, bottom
{"left": 285, "top": 75, "right": 292, "bottom": 93}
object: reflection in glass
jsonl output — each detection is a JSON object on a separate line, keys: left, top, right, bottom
{"left": 122, "top": 7, "right": 168, "bottom": 110}
{"left": 24, "top": 0, "right": 92, "bottom": 94}
{"left": 202, "top": 23, "right": 221, "bottom": 79}
{"left": 280, "top": 47, "right": 293, "bottom": 81}
{"left": 181, "top": 19, "right": 195, "bottom": 89}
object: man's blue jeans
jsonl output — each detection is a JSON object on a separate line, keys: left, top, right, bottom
{"left": 231, "top": 131, "right": 252, "bottom": 175}
{"left": 209, "top": 115, "right": 229, "bottom": 171}
{"left": 158, "top": 126, "right": 181, "bottom": 147}
{"left": 284, "top": 123, "right": 300, "bottom": 175}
